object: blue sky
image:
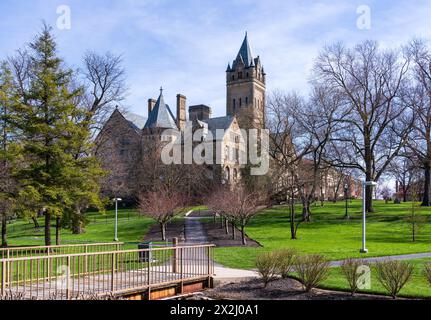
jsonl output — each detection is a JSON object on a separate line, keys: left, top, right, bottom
{"left": 1, "top": 0, "right": 431, "bottom": 117}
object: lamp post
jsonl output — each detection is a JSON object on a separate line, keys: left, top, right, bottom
{"left": 113, "top": 198, "right": 122, "bottom": 242}
{"left": 360, "top": 181, "right": 377, "bottom": 253}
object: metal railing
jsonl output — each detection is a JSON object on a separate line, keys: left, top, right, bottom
{"left": 0, "top": 244, "right": 214, "bottom": 300}
{"left": 0, "top": 243, "right": 124, "bottom": 260}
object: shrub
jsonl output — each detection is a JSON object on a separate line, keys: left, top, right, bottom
{"left": 423, "top": 263, "right": 431, "bottom": 285}
{"left": 255, "top": 252, "right": 278, "bottom": 288}
{"left": 340, "top": 259, "right": 367, "bottom": 296}
{"left": 274, "top": 249, "right": 297, "bottom": 278}
{"left": 295, "top": 254, "right": 330, "bottom": 292}
{"left": 375, "top": 260, "right": 414, "bottom": 299}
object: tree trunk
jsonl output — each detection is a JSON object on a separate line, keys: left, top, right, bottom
{"left": 231, "top": 222, "right": 236, "bottom": 240}
{"left": 241, "top": 225, "right": 247, "bottom": 245}
{"left": 32, "top": 217, "right": 40, "bottom": 229}
{"left": 55, "top": 217, "right": 61, "bottom": 246}
{"left": 161, "top": 223, "right": 166, "bottom": 241}
{"left": 290, "top": 194, "right": 297, "bottom": 240}
{"left": 225, "top": 218, "right": 230, "bottom": 235}
{"left": 45, "top": 211, "right": 51, "bottom": 246}
{"left": 403, "top": 189, "right": 408, "bottom": 203}
{"left": 1, "top": 215, "right": 7, "bottom": 247}
{"left": 422, "top": 164, "right": 431, "bottom": 206}
{"left": 302, "top": 200, "right": 311, "bottom": 222}
{"left": 72, "top": 208, "right": 85, "bottom": 234}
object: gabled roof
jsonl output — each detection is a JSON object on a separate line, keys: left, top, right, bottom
{"left": 123, "top": 112, "right": 147, "bottom": 132}
{"left": 144, "top": 89, "right": 178, "bottom": 130}
{"left": 201, "top": 116, "right": 235, "bottom": 141}
{"left": 232, "top": 32, "right": 255, "bottom": 69}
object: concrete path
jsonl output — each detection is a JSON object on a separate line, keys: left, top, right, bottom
{"left": 184, "top": 217, "right": 209, "bottom": 244}
{"left": 330, "top": 252, "right": 431, "bottom": 267}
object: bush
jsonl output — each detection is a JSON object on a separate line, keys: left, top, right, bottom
{"left": 340, "top": 259, "right": 367, "bottom": 296}
{"left": 274, "top": 249, "right": 297, "bottom": 278}
{"left": 295, "top": 254, "right": 330, "bottom": 292}
{"left": 423, "top": 263, "right": 431, "bottom": 285}
{"left": 375, "top": 260, "right": 414, "bottom": 299}
{"left": 255, "top": 252, "right": 278, "bottom": 288}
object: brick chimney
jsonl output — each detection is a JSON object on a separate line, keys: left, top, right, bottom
{"left": 148, "top": 98, "right": 156, "bottom": 117}
{"left": 189, "top": 105, "right": 212, "bottom": 121}
{"left": 176, "top": 94, "right": 187, "bottom": 130}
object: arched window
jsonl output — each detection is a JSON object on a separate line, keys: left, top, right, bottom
{"left": 245, "top": 97, "right": 248, "bottom": 105}
{"left": 224, "top": 167, "right": 230, "bottom": 182}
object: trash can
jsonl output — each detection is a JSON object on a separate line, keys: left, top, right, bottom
{"left": 138, "top": 242, "right": 153, "bottom": 263}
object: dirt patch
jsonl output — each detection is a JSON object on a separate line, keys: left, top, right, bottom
{"left": 142, "top": 220, "right": 186, "bottom": 243}
{"left": 202, "top": 221, "right": 261, "bottom": 248}
{"left": 204, "top": 278, "right": 393, "bottom": 300}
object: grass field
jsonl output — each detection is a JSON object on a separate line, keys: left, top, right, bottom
{"left": 5, "top": 209, "right": 153, "bottom": 250}
{"left": 320, "top": 258, "right": 431, "bottom": 299}
{"left": 213, "top": 200, "right": 431, "bottom": 270}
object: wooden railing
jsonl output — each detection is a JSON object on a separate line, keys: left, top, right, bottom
{"left": 0, "top": 244, "right": 214, "bottom": 300}
{"left": 0, "top": 243, "right": 124, "bottom": 260}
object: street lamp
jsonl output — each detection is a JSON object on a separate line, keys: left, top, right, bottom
{"left": 113, "top": 198, "right": 122, "bottom": 242}
{"left": 360, "top": 181, "right": 377, "bottom": 254}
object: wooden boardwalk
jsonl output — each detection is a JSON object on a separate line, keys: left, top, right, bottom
{"left": 1, "top": 244, "right": 214, "bottom": 300}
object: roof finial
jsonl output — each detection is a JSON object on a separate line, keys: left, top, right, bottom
{"left": 245, "top": 31, "right": 248, "bottom": 37}
{"left": 160, "top": 86, "right": 163, "bottom": 95}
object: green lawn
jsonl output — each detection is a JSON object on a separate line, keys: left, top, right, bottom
{"left": 214, "top": 200, "right": 431, "bottom": 270}
{"left": 5, "top": 209, "right": 154, "bottom": 250}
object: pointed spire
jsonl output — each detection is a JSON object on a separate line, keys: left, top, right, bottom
{"left": 232, "top": 32, "right": 255, "bottom": 69}
{"left": 144, "top": 87, "right": 178, "bottom": 130}
{"left": 226, "top": 63, "right": 231, "bottom": 72}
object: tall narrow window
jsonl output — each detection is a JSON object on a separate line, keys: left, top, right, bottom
{"left": 239, "top": 98, "right": 242, "bottom": 107}
{"left": 233, "top": 99, "right": 236, "bottom": 109}
{"left": 246, "top": 97, "right": 248, "bottom": 105}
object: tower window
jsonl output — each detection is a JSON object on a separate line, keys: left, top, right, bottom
{"left": 239, "top": 98, "right": 242, "bottom": 107}
{"left": 246, "top": 97, "right": 248, "bottom": 105}
{"left": 233, "top": 99, "right": 236, "bottom": 109}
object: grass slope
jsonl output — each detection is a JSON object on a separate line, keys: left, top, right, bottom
{"left": 214, "top": 200, "right": 431, "bottom": 269}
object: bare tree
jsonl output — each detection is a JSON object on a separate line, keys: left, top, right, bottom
{"left": 313, "top": 41, "right": 412, "bottom": 212}
{"left": 294, "top": 85, "right": 340, "bottom": 221}
{"left": 266, "top": 91, "right": 312, "bottom": 238}
{"left": 387, "top": 153, "right": 419, "bottom": 202}
{"left": 404, "top": 39, "right": 431, "bottom": 206}
{"left": 207, "top": 185, "right": 266, "bottom": 245}
{"left": 138, "top": 187, "right": 187, "bottom": 241}
{"left": 81, "top": 52, "right": 127, "bottom": 132}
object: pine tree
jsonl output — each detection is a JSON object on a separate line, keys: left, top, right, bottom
{"left": 0, "top": 62, "right": 20, "bottom": 247}
{"left": 16, "top": 25, "right": 103, "bottom": 245}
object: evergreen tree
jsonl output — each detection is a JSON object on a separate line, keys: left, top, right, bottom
{"left": 0, "top": 62, "right": 20, "bottom": 247}
{"left": 16, "top": 25, "right": 103, "bottom": 245}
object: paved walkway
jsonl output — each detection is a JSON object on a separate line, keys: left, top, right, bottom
{"left": 184, "top": 217, "right": 209, "bottom": 244}
{"left": 330, "top": 252, "right": 431, "bottom": 266}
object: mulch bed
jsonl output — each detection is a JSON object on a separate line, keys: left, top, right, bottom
{"left": 202, "top": 221, "right": 261, "bottom": 248}
{"left": 204, "top": 278, "right": 393, "bottom": 300}
{"left": 142, "top": 220, "right": 186, "bottom": 243}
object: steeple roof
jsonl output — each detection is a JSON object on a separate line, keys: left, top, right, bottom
{"left": 144, "top": 88, "right": 178, "bottom": 130}
{"left": 233, "top": 32, "right": 254, "bottom": 68}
